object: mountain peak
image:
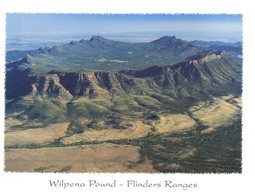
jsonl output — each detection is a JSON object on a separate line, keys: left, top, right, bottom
{"left": 79, "top": 39, "right": 86, "bottom": 43}
{"left": 89, "top": 35, "right": 109, "bottom": 42}
{"left": 151, "top": 36, "right": 177, "bottom": 44}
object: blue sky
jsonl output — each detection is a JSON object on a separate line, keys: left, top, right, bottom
{"left": 6, "top": 14, "right": 242, "bottom": 42}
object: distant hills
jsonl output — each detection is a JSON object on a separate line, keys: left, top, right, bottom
{"left": 6, "top": 36, "right": 242, "bottom": 66}
{"left": 190, "top": 40, "right": 242, "bottom": 56}
{"left": 6, "top": 47, "right": 49, "bottom": 64}
{"left": 6, "top": 36, "right": 204, "bottom": 73}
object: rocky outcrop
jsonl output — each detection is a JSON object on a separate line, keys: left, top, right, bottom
{"left": 36, "top": 74, "right": 73, "bottom": 99}
{"left": 122, "top": 51, "right": 242, "bottom": 98}
{"left": 5, "top": 51, "right": 242, "bottom": 100}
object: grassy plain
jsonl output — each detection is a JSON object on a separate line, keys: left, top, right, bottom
{"left": 5, "top": 96, "right": 242, "bottom": 173}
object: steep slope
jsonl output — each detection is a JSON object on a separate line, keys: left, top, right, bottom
{"left": 121, "top": 51, "right": 241, "bottom": 97}
{"left": 6, "top": 50, "right": 241, "bottom": 104}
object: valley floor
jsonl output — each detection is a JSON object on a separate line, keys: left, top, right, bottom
{"left": 4, "top": 96, "right": 242, "bottom": 173}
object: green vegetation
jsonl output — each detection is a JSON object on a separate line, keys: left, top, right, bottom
{"left": 55, "top": 165, "right": 72, "bottom": 173}
{"left": 66, "top": 121, "right": 86, "bottom": 134}
{"left": 90, "top": 97, "right": 113, "bottom": 108}
{"left": 133, "top": 95, "right": 161, "bottom": 110}
{"left": 34, "top": 167, "right": 48, "bottom": 172}
{"left": 26, "top": 102, "right": 66, "bottom": 123}
{"left": 143, "top": 113, "right": 160, "bottom": 121}
{"left": 67, "top": 98, "right": 108, "bottom": 119}
{"left": 141, "top": 120, "right": 242, "bottom": 173}
{"left": 110, "top": 95, "right": 142, "bottom": 112}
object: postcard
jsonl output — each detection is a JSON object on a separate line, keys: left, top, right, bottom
{"left": 0, "top": 0, "right": 254, "bottom": 195}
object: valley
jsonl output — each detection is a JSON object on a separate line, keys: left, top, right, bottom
{"left": 5, "top": 36, "right": 242, "bottom": 173}
{"left": 5, "top": 95, "right": 241, "bottom": 173}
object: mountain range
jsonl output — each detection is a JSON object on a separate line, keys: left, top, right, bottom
{"left": 6, "top": 36, "right": 242, "bottom": 101}
{"left": 5, "top": 36, "right": 242, "bottom": 173}
{"left": 7, "top": 36, "right": 204, "bottom": 73}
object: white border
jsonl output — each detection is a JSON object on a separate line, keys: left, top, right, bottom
{"left": 1, "top": 0, "right": 255, "bottom": 195}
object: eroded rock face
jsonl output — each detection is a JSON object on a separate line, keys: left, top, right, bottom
{"left": 36, "top": 74, "right": 73, "bottom": 99}
{"left": 5, "top": 51, "right": 241, "bottom": 101}
{"left": 57, "top": 72, "right": 126, "bottom": 96}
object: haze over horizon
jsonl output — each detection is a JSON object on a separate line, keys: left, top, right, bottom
{"left": 6, "top": 14, "right": 242, "bottom": 50}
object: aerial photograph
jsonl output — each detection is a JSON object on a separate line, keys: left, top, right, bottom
{"left": 5, "top": 14, "right": 242, "bottom": 173}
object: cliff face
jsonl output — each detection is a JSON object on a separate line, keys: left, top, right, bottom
{"left": 151, "top": 52, "right": 242, "bottom": 97}
{"left": 122, "top": 51, "right": 241, "bottom": 98}
{"left": 57, "top": 72, "right": 128, "bottom": 96}
{"left": 5, "top": 51, "right": 242, "bottom": 101}
{"left": 36, "top": 74, "right": 73, "bottom": 99}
